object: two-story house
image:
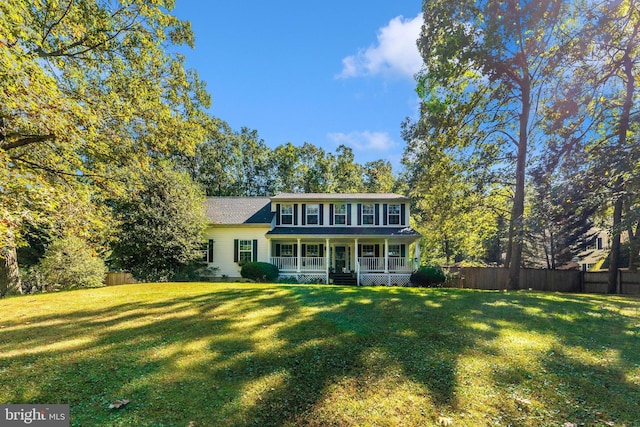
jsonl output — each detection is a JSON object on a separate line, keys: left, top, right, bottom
{"left": 203, "top": 193, "right": 422, "bottom": 285}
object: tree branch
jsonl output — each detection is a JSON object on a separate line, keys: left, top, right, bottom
{"left": 1, "top": 134, "right": 56, "bottom": 151}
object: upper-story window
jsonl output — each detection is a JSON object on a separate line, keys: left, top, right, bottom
{"left": 306, "top": 204, "right": 319, "bottom": 225}
{"left": 362, "top": 203, "right": 375, "bottom": 225}
{"left": 334, "top": 203, "right": 346, "bottom": 225}
{"left": 281, "top": 204, "right": 293, "bottom": 225}
{"left": 388, "top": 204, "right": 401, "bottom": 225}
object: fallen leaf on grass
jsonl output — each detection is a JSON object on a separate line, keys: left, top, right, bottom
{"left": 515, "top": 397, "right": 531, "bottom": 405}
{"left": 438, "top": 416, "right": 453, "bottom": 426}
{"left": 108, "top": 399, "right": 131, "bottom": 409}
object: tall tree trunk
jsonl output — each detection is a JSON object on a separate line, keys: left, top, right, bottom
{"left": 608, "top": 50, "right": 634, "bottom": 293}
{"left": 628, "top": 219, "right": 640, "bottom": 272}
{"left": 608, "top": 196, "right": 623, "bottom": 293}
{"left": 508, "top": 74, "right": 530, "bottom": 290}
{"left": 549, "top": 230, "right": 556, "bottom": 270}
{"left": 505, "top": 216, "right": 513, "bottom": 268}
{"left": 0, "top": 239, "right": 22, "bottom": 297}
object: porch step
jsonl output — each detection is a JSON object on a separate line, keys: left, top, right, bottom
{"left": 332, "top": 273, "right": 358, "bottom": 286}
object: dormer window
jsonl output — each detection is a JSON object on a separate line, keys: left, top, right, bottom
{"left": 306, "top": 204, "right": 319, "bottom": 225}
{"left": 388, "top": 204, "right": 401, "bottom": 225}
{"left": 334, "top": 203, "right": 346, "bottom": 225}
{"left": 362, "top": 203, "right": 375, "bottom": 225}
{"left": 281, "top": 204, "right": 293, "bottom": 225}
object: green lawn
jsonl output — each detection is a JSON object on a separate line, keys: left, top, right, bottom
{"left": 1, "top": 283, "right": 639, "bottom": 426}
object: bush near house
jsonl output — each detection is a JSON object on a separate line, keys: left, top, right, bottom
{"left": 240, "top": 262, "right": 279, "bottom": 282}
{"left": 36, "top": 235, "right": 107, "bottom": 290}
{"left": 410, "top": 265, "right": 447, "bottom": 287}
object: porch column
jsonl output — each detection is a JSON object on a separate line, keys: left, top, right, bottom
{"left": 325, "top": 238, "right": 330, "bottom": 284}
{"left": 354, "top": 238, "right": 359, "bottom": 285}
{"left": 267, "top": 239, "right": 271, "bottom": 264}
{"left": 296, "top": 238, "right": 301, "bottom": 274}
{"left": 385, "top": 239, "right": 390, "bottom": 286}
{"left": 384, "top": 239, "right": 389, "bottom": 273}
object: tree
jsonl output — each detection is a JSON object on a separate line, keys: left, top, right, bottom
{"left": 416, "top": 0, "right": 571, "bottom": 288}
{"left": 333, "top": 145, "right": 364, "bottom": 193}
{"left": 38, "top": 235, "right": 107, "bottom": 289}
{"left": 363, "top": 160, "right": 395, "bottom": 193}
{"left": 546, "top": 0, "right": 640, "bottom": 291}
{"left": 111, "top": 163, "right": 207, "bottom": 282}
{"left": 0, "top": 0, "right": 210, "bottom": 294}
{"left": 401, "top": 119, "right": 509, "bottom": 265}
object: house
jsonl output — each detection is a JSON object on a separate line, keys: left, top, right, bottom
{"left": 203, "top": 193, "right": 422, "bottom": 285}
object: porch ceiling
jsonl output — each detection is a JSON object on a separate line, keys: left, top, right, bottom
{"left": 266, "top": 226, "right": 421, "bottom": 239}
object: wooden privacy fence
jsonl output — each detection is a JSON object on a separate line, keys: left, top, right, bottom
{"left": 446, "top": 267, "right": 640, "bottom": 295}
{"left": 104, "top": 272, "right": 137, "bottom": 286}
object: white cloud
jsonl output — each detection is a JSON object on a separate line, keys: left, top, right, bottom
{"left": 327, "top": 131, "right": 398, "bottom": 153}
{"left": 337, "top": 13, "right": 423, "bottom": 79}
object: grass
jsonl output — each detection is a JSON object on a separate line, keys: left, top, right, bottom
{"left": 0, "top": 283, "right": 639, "bottom": 426}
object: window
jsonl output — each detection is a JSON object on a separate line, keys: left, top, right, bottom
{"left": 306, "top": 204, "right": 319, "bottom": 225}
{"left": 202, "top": 239, "right": 214, "bottom": 263}
{"left": 388, "top": 244, "right": 401, "bottom": 257}
{"left": 361, "top": 244, "right": 375, "bottom": 257}
{"left": 306, "top": 244, "right": 320, "bottom": 257}
{"left": 281, "top": 204, "right": 293, "bottom": 225}
{"left": 388, "top": 204, "right": 401, "bottom": 225}
{"left": 239, "top": 240, "right": 253, "bottom": 263}
{"left": 334, "top": 203, "right": 346, "bottom": 225}
{"left": 597, "top": 237, "right": 603, "bottom": 250}
{"left": 362, "top": 204, "right": 375, "bottom": 225}
{"left": 280, "top": 244, "right": 294, "bottom": 257}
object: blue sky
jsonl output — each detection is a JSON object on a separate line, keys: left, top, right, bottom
{"left": 172, "top": 1, "right": 424, "bottom": 171}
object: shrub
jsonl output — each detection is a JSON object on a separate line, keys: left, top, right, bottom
{"left": 38, "top": 236, "right": 107, "bottom": 289}
{"left": 240, "top": 262, "right": 279, "bottom": 282}
{"left": 410, "top": 265, "right": 446, "bottom": 288}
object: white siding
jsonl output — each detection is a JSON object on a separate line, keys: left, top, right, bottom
{"left": 203, "top": 226, "right": 271, "bottom": 278}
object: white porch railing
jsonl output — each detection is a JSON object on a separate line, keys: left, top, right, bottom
{"left": 358, "top": 257, "right": 384, "bottom": 272}
{"left": 389, "top": 257, "right": 412, "bottom": 272}
{"left": 301, "top": 257, "right": 325, "bottom": 271}
{"left": 358, "top": 257, "right": 413, "bottom": 272}
{"left": 270, "top": 257, "right": 326, "bottom": 272}
{"left": 271, "top": 257, "right": 297, "bottom": 271}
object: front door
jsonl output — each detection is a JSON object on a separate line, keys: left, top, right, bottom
{"left": 334, "top": 246, "right": 347, "bottom": 272}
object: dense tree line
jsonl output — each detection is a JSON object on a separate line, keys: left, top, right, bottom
{"left": 405, "top": 0, "right": 640, "bottom": 291}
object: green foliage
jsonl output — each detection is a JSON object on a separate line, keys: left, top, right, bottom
{"left": 240, "top": 262, "right": 279, "bottom": 282}
{"left": 37, "top": 235, "right": 106, "bottom": 289}
{"left": 111, "top": 162, "right": 207, "bottom": 282}
{"left": 410, "top": 265, "right": 447, "bottom": 287}
{"left": 0, "top": 0, "right": 211, "bottom": 293}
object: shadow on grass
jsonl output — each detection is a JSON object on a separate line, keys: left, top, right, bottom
{"left": 0, "top": 284, "right": 639, "bottom": 426}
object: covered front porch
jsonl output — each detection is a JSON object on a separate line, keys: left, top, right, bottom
{"left": 267, "top": 237, "right": 419, "bottom": 285}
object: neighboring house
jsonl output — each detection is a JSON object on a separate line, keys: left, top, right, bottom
{"left": 577, "top": 228, "right": 611, "bottom": 272}
{"left": 203, "top": 193, "right": 422, "bottom": 285}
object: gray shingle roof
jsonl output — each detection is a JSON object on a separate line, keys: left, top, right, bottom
{"left": 205, "top": 197, "right": 273, "bottom": 224}
{"left": 266, "top": 226, "right": 421, "bottom": 238}
{"left": 270, "top": 193, "right": 409, "bottom": 202}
